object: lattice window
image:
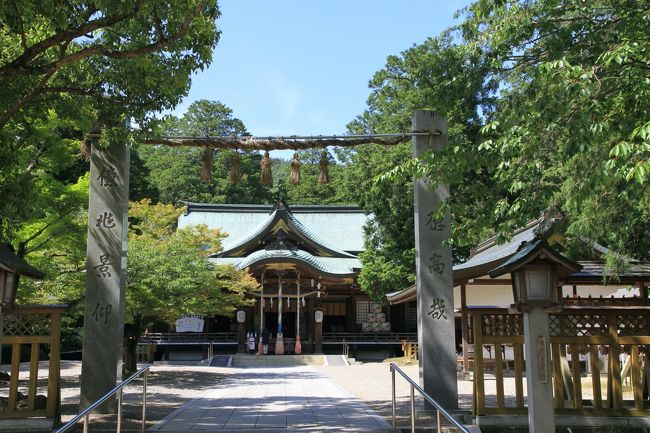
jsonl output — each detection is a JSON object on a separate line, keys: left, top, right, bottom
{"left": 3, "top": 312, "right": 52, "bottom": 336}
{"left": 480, "top": 313, "right": 523, "bottom": 337}
{"left": 356, "top": 300, "right": 371, "bottom": 324}
{"left": 549, "top": 313, "right": 608, "bottom": 337}
{"left": 618, "top": 314, "right": 649, "bottom": 336}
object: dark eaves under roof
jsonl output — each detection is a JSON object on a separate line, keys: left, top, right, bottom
{"left": 0, "top": 243, "right": 45, "bottom": 279}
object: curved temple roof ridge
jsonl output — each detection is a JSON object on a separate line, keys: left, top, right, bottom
{"left": 235, "top": 248, "right": 358, "bottom": 278}
{"left": 214, "top": 206, "right": 357, "bottom": 259}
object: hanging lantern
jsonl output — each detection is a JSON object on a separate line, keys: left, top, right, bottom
{"left": 318, "top": 151, "right": 330, "bottom": 183}
{"left": 270, "top": 297, "right": 273, "bottom": 307}
{"left": 301, "top": 297, "right": 305, "bottom": 307}
{"left": 230, "top": 151, "right": 242, "bottom": 183}
{"left": 261, "top": 297, "right": 265, "bottom": 307}
{"left": 317, "top": 282, "right": 321, "bottom": 298}
{"left": 287, "top": 297, "right": 290, "bottom": 307}
{"left": 200, "top": 147, "right": 213, "bottom": 181}
{"left": 261, "top": 151, "right": 273, "bottom": 185}
{"left": 289, "top": 152, "right": 301, "bottom": 185}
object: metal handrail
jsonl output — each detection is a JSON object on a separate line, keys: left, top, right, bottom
{"left": 390, "top": 363, "right": 469, "bottom": 433}
{"left": 56, "top": 365, "right": 150, "bottom": 433}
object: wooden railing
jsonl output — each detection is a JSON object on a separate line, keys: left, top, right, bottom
{"left": 1, "top": 305, "right": 65, "bottom": 419}
{"left": 139, "top": 332, "right": 236, "bottom": 344}
{"left": 323, "top": 332, "right": 417, "bottom": 343}
{"left": 471, "top": 307, "right": 650, "bottom": 417}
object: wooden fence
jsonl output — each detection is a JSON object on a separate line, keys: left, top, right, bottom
{"left": 1, "top": 305, "right": 65, "bottom": 419}
{"left": 471, "top": 306, "right": 650, "bottom": 417}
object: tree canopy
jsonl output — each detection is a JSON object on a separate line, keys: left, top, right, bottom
{"left": 134, "top": 99, "right": 276, "bottom": 205}
{"left": 0, "top": 0, "right": 220, "bottom": 251}
{"left": 345, "top": 0, "right": 650, "bottom": 298}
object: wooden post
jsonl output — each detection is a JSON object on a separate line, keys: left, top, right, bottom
{"left": 314, "top": 308, "right": 323, "bottom": 354}
{"left": 413, "top": 110, "right": 457, "bottom": 408}
{"left": 461, "top": 283, "right": 469, "bottom": 373}
{"left": 295, "top": 274, "right": 302, "bottom": 354}
{"left": 46, "top": 311, "right": 61, "bottom": 417}
{"left": 275, "top": 273, "right": 284, "bottom": 354}
{"left": 80, "top": 135, "right": 129, "bottom": 411}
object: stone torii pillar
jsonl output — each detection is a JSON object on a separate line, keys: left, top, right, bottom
{"left": 80, "top": 137, "right": 129, "bottom": 410}
{"left": 413, "top": 110, "right": 458, "bottom": 408}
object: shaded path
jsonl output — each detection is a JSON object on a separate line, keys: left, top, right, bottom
{"left": 150, "top": 366, "right": 392, "bottom": 432}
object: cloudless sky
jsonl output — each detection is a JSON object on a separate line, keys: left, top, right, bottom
{"left": 175, "top": 1, "right": 472, "bottom": 142}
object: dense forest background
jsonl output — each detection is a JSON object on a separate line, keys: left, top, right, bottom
{"left": 0, "top": 1, "right": 648, "bottom": 348}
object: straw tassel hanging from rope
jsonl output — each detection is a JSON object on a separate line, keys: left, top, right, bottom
{"left": 318, "top": 151, "right": 330, "bottom": 183}
{"left": 261, "top": 150, "right": 273, "bottom": 185}
{"left": 230, "top": 151, "right": 242, "bottom": 183}
{"left": 289, "top": 152, "right": 301, "bottom": 185}
{"left": 200, "top": 147, "right": 213, "bottom": 181}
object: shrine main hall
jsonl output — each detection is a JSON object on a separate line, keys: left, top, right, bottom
{"left": 175, "top": 201, "right": 415, "bottom": 355}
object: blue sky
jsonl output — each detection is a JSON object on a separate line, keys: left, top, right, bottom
{"left": 175, "top": 1, "right": 472, "bottom": 140}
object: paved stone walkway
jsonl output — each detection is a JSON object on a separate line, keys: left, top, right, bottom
{"left": 149, "top": 366, "right": 393, "bottom": 432}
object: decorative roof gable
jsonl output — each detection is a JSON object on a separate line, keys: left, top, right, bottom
{"left": 214, "top": 203, "right": 358, "bottom": 259}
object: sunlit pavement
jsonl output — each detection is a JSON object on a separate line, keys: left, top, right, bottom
{"left": 149, "top": 365, "right": 393, "bottom": 432}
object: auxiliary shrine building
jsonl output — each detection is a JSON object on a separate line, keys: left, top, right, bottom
{"left": 176, "top": 202, "right": 412, "bottom": 354}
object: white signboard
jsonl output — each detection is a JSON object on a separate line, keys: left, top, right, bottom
{"left": 236, "top": 310, "right": 246, "bottom": 323}
{"left": 175, "top": 315, "right": 204, "bottom": 333}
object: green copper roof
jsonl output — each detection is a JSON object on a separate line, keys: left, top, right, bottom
{"left": 210, "top": 249, "right": 360, "bottom": 278}
{"left": 216, "top": 206, "right": 357, "bottom": 258}
{"left": 179, "top": 202, "right": 369, "bottom": 254}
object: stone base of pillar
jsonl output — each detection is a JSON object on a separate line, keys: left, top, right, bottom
{"left": 275, "top": 334, "right": 284, "bottom": 355}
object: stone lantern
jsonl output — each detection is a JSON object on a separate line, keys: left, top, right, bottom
{"left": 0, "top": 243, "right": 45, "bottom": 356}
{"left": 489, "top": 239, "right": 580, "bottom": 433}
{"left": 0, "top": 243, "right": 45, "bottom": 309}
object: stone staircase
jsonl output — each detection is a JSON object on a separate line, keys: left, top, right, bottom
{"left": 231, "top": 354, "right": 326, "bottom": 367}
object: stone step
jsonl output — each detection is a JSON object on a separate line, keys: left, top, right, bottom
{"left": 232, "top": 354, "right": 325, "bottom": 367}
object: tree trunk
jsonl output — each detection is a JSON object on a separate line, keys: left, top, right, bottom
{"left": 123, "top": 314, "right": 142, "bottom": 376}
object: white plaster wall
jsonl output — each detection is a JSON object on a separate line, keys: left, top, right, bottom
{"left": 453, "top": 284, "right": 513, "bottom": 308}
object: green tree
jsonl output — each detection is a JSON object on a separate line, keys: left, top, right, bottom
{"left": 1, "top": 0, "right": 220, "bottom": 263}
{"left": 351, "top": 0, "right": 650, "bottom": 300}
{"left": 458, "top": 0, "right": 650, "bottom": 259}
{"left": 137, "top": 100, "right": 274, "bottom": 205}
{"left": 0, "top": 1, "right": 220, "bottom": 129}
{"left": 344, "top": 32, "right": 498, "bottom": 298}
{"left": 124, "top": 199, "right": 256, "bottom": 373}
{"left": 283, "top": 150, "right": 349, "bottom": 205}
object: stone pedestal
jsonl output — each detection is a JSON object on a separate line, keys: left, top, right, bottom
{"left": 413, "top": 110, "right": 458, "bottom": 409}
{"left": 523, "top": 308, "right": 555, "bottom": 433}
